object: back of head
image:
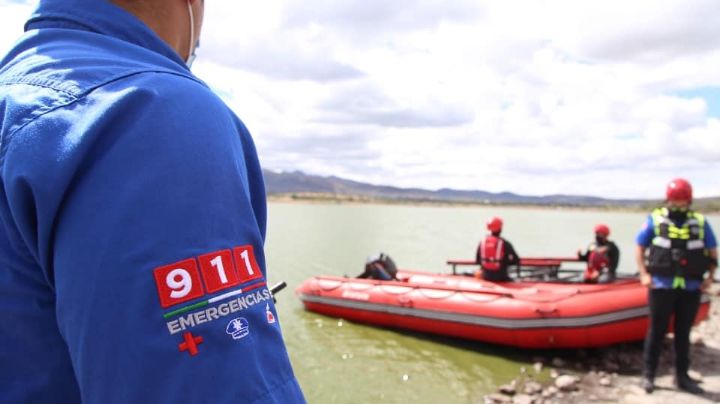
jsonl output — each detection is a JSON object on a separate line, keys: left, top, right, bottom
{"left": 486, "top": 216, "right": 503, "bottom": 233}
{"left": 594, "top": 223, "right": 610, "bottom": 237}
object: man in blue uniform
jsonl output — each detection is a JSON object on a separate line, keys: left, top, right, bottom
{"left": 0, "top": 1, "right": 305, "bottom": 402}
{"left": 636, "top": 178, "right": 717, "bottom": 395}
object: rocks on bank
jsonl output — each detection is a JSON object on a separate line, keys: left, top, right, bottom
{"left": 484, "top": 284, "right": 720, "bottom": 404}
{"left": 483, "top": 360, "right": 619, "bottom": 403}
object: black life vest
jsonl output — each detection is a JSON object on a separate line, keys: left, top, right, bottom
{"left": 363, "top": 253, "right": 398, "bottom": 280}
{"left": 647, "top": 207, "right": 708, "bottom": 280}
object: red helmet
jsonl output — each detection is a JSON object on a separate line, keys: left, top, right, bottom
{"left": 594, "top": 224, "right": 610, "bottom": 237}
{"left": 666, "top": 178, "right": 692, "bottom": 203}
{"left": 486, "top": 216, "right": 503, "bottom": 233}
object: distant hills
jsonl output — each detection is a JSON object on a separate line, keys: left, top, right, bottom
{"left": 263, "top": 170, "right": 650, "bottom": 208}
{"left": 263, "top": 170, "right": 720, "bottom": 211}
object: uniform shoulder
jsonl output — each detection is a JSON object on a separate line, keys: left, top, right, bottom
{"left": 0, "top": 29, "right": 197, "bottom": 100}
{"left": 106, "top": 71, "right": 234, "bottom": 127}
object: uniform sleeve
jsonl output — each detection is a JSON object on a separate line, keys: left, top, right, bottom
{"left": 577, "top": 247, "right": 589, "bottom": 262}
{"left": 15, "top": 75, "right": 303, "bottom": 403}
{"left": 704, "top": 219, "right": 717, "bottom": 249}
{"left": 503, "top": 240, "right": 520, "bottom": 265}
{"left": 635, "top": 215, "right": 655, "bottom": 247}
{"left": 609, "top": 242, "right": 620, "bottom": 272}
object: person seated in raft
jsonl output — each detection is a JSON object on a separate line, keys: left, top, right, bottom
{"left": 577, "top": 223, "right": 620, "bottom": 283}
{"left": 475, "top": 217, "right": 520, "bottom": 282}
{"left": 358, "top": 253, "right": 398, "bottom": 281}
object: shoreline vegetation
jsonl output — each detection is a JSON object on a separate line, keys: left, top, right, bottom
{"left": 268, "top": 192, "right": 720, "bottom": 214}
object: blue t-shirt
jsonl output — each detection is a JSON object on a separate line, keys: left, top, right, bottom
{"left": 0, "top": 1, "right": 305, "bottom": 402}
{"left": 636, "top": 212, "right": 717, "bottom": 290}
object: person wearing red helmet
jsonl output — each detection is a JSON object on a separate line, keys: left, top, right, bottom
{"left": 475, "top": 216, "right": 520, "bottom": 281}
{"left": 636, "top": 178, "right": 718, "bottom": 395}
{"left": 577, "top": 224, "right": 620, "bottom": 283}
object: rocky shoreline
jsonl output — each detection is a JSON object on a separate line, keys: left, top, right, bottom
{"left": 484, "top": 284, "right": 720, "bottom": 404}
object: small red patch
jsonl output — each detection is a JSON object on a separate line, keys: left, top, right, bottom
{"left": 153, "top": 258, "right": 205, "bottom": 308}
{"left": 198, "top": 249, "right": 241, "bottom": 293}
{"left": 266, "top": 304, "right": 276, "bottom": 324}
{"left": 233, "top": 245, "right": 263, "bottom": 283}
{"left": 178, "top": 331, "right": 204, "bottom": 356}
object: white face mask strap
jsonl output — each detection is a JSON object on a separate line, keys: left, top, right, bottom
{"left": 186, "top": 1, "right": 196, "bottom": 67}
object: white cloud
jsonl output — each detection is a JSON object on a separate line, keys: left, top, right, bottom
{"left": 548, "top": 0, "right": 720, "bottom": 63}
{"left": 0, "top": 0, "right": 33, "bottom": 53}
{"left": 2, "top": 0, "right": 720, "bottom": 199}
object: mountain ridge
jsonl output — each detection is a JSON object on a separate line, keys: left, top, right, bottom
{"left": 262, "top": 169, "right": 651, "bottom": 208}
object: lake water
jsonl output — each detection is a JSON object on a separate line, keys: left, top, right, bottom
{"left": 264, "top": 202, "right": 718, "bottom": 403}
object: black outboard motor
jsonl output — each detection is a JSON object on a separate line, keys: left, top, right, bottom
{"left": 358, "top": 252, "right": 398, "bottom": 280}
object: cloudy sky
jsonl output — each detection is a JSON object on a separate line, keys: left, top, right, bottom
{"left": 1, "top": 1, "right": 719, "bottom": 199}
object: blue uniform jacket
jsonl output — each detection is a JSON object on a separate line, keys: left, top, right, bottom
{"left": 636, "top": 213, "right": 717, "bottom": 290}
{"left": 0, "top": 1, "right": 305, "bottom": 402}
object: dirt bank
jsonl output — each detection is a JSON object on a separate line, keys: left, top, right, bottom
{"left": 485, "top": 283, "right": 720, "bottom": 404}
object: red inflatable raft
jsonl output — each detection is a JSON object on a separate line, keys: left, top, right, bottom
{"left": 296, "top": 265, "right": 711, "bottom": 349}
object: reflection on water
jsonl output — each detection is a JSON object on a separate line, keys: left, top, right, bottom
{"left": 265, "top": 202, "right": 717, "bottom": 403}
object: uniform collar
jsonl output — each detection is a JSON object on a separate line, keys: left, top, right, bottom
{"left": 24, "top": 0, "right": 188, "bottom": 70}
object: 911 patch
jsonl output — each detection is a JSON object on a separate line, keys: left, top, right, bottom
{"left": 153, "top": 258, "right": 204, "bottom": 308}
{"left": 198, "top": 249, "right": 241, "bottom": 293}
{"left": 233, "top": 245, "right": 263, "bottom": 283}
{"left": 153, "top": 245, "right": 262, "bottom": 308}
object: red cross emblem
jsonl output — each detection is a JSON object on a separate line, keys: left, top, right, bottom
{"left": 178, "top": 331, "right": 204, "bottom": 356}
